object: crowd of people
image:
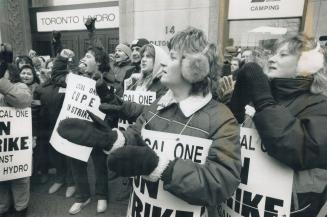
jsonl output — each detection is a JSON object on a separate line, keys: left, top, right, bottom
{"left": 0, "top": 17, "right": 327, "bottom": 217}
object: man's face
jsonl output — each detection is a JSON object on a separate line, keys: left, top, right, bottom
{"left": 79, "top": 51, "right": 97, "bottom": 77}
{"left": 131, "top": 46, "right": 142, "bottom": 63}
{"left": 241, "top": 50, "right": 254, "bottom": 63}
{"left": 230, "top": 60, "right": 239, "bottom": 72}
{"left": 114, "top": 48, "right": 129, "bottom": 63}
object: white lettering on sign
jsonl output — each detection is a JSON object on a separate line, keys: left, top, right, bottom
{"left": 36, "top": 7, "right": 119, "bottom": 32}
{"left": 228, "top": 0, "right": 305, "bottom": 20}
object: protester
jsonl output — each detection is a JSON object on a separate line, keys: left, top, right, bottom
{"left": 130, "top": 38, "right": 150, "bottom": 74}
{"left": 66, "top": 18, "right": 110, "bottom": 215}
{"left": 57, "top": 27, "right": 241, "bottom": 217}
{"left": 34, "top": 48, "right": 76, "bottom": 198}
{"left": 230, "top": 34, "right": 327, "bottom": 216}
{"left": 0, "top": 43, "right": 32, "bottom": 217}
{"left": 240, "top": 48, "right": 255, "bottom": 65}
{"left": 107, "top": 43, "right": 135, "bottom": 96}
{"left": 101, "top": 43, "right": 169, "bottom": 201}
{"left": 125, "top": 44, "right": 169, "bottom": 98}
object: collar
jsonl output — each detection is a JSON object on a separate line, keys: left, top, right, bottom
{"left": 270, "top": 77, "right": 313, "bottom": 101}
{"left": 157, "top": 90, "right": 212, "bottom": 117}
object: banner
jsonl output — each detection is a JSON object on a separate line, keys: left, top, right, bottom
{"left": 0, "top": 107, "right": 32, "bottom": 181}
{"left": 228, "top": 0, "right": 305, "bottom": 20}
{"left": 126, "top": 129, "right": 212, "bottom": 217}
{"left": 118, "top": 90, "right": 156, "bottom": 131}
{"left": 50, "top": 73, "right": 105, "bottom": 162}
{"left": 36, "top": 6, "right": 119, "bottom": 32}
{"left": 218, "top": 128, "right": 294, "bottom": 217}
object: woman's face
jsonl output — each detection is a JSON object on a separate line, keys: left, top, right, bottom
{"left": 20, "top": 68, "right": 34, "bottom": 85}
{"left": 267, "top": 43, "right": 299, "bottom": 78}
{"left": 160, "top": 49, "right": 185, "bottom": 88}
{"left": 141, "top": 50, "right": 154, "bottom": 74}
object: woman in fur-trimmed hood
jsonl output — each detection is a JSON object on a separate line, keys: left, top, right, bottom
{"left": 230, "top": 34, "right": 327, "bottom": 216}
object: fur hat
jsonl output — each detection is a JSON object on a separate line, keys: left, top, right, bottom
{"left": 116, "top": 43, "right": 132, "bottom": 59}
{"left": 181, "top": 46, "right": 210, "bottom": 83}
{"left": 297, "top": 44, "right": 325, "bottom": 76}
{"left": 131, "top": 38, "right": 149, "bottom": 49}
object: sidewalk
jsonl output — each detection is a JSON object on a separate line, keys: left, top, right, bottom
{"left": 27, "top": 163, "right": 129, "bottom": 217}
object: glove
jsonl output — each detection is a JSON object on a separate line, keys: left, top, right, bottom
{"left": 108, "top": 145, "right": 160, "bottom": 177}
{"left": 57, "top": 110, "right": 117, "bottom": 150}
{"left": 240, "top": 63, "right": 276, "bottom": 111}
{"left": 85, "top": 17, "right": 96, "bottom": 32}
{"left": 0, "top": 43, "right": 13, "bottom": 63}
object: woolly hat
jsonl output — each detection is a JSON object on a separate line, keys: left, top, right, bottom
{"left": 116, "top": 43, "right": 132, "bottom": 59}
{"left": 131, "top": 38, "right": 149, "bottom": 49}
{"left": 181, "top": 46, "right": 210, "bottom": 83}
{"left": 297, "top": 43, "right": 324, "bottom": 76}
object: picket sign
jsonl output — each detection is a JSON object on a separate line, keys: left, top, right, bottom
{"left": 50, "top": 73, "right": 105, "bottom": 162}
{"left": 126, "top": 128, "right": 212, "bottom": 217}
{"left": 0, "top": 107, "right": 32, "bottom": 181}
{"left": 118, "top": 90, "right": 156, "bottom": 131}
{"left": 218, "top": 127, "right": 294, "bottom": 217}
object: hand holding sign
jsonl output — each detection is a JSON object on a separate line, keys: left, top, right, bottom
{"left": 57, "top": 111, "right": 117, "bottom": 151}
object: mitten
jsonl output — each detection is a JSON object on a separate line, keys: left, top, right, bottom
{"left": 108, "top": 144, "right": 171, "bottom": 182}
{"left": 57, "top": 111, "right": 117, "bottom": 150}
{"left": 241, "top": 63, "right": 276, "bottom": 111}
{"left": 85, "top": 17, "right": 96, "bottom": 32}
{"left": 96, "top": 78, "right": 116, "bottom": 103}
{"left": 229, "top": 71, "right": 251, "bottom": 123}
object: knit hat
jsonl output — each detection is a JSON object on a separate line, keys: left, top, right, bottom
{"left": 296, "top": 43, "right": 324, "bottom": 76}
{"left": 115, "top": 43, "right": 132, "bottom": 59}
{"left": 181, "top": 45, "right": 210, "bottom": 83}
{"left": 131, "top": 38, "right": 149, "bottom": 49}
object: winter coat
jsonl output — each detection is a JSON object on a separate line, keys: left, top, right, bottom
{"left": 0, "top": 77, "right": 32, "bottom": 107}
{"left": 108, "top": 60, "right": 135, "bottom": 96}
{"left": 253, "top": 77, "right": 327, "bottom": 212}
{"left": 123, "top": 90, "right": 241, "bottom": 207}
{"left": 28, "top": 82, "right": 40, "bottom": 137}
{"left": 34, "top": 56, "right": 68, "bottom": 145}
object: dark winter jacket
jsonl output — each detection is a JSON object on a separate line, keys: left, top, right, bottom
{"left": 108, "top": 60, "right": 135, "bottom": 96}
{"left": 34, "top": 56, "right": 68, "bottom": 145}
{"left": 254, "top": 77, "right": 327, "bottom": 170}
{"left": 253, "top": 77, "right": 327, "bottom": 213}
{"left": 123, "top": 90, "right": 241, "bottom": 207}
